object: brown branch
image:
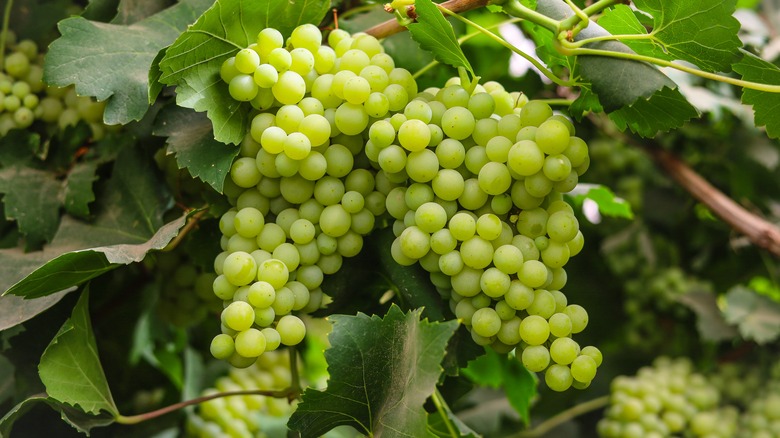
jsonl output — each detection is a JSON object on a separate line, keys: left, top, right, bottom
{"left": 364, "top": 0, "right": 490, "bottom": 38}
{"left": 647, "top": 147, "right": 780, "bottom": 257}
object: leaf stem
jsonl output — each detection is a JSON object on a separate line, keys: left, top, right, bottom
{"left": 365, "top": 0, "right": 490, "bottom": 39}
{"left": 437, "top": 4, "right": 573, "bottom": 87}
{"left": 162, "top": 208, "right": 208, "bottom": 252}
{"left": 114, "top": 388, "right": 296, "bottom": 425}
{"left": 511, "top": 395, "right": 610, "bottom": 437}
{"left": 432, "top": 388, "right": 459, "bottom": 438}
{"left": 557, "top": 43, "right": 780, "bottom": 93}
{"left": 534, "top": 98, "right": 573, "bottom": 106}
{"left": 502, "top": 0, "right": 560, "bottom": 33}
{"left": 289, "top": 346, "right": 301, "bottom": 396}
{"left": 0, "top": 0, "right": 13, "bottom": 70}
{"left": 558, "top": 0, "right": 620, "bottom": 31}
{"left": 565, "top": 33, "right": 654, "bottom": 49}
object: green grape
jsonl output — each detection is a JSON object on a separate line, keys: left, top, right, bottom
{"left": 223, "top": 252, "right": 258, "bottom": 286}
{"left": 222, "top": 301, "right": 255, "bottom": 332}
{"left": 272, "top": 71, "right": 306, "bottom": 105}
{"left": 229, "top": 74, "right": 259, "bottom": 101}
{"left": 399, "top": 226, "right": 430, "bottom": 259}
{"left": 478, "top": 162, "right": 512, "bottom": 195}
{"left": 565, "top": 304, "right": 588, "bottom": 333}
{"left": 460, "top": 236, "right": 493, "bottom": 269}
{"left": 545, "top": 364, "right": 573, "bottom": 392}
{"left": 343, "top": 76, "right": 371, "bottom": 104}
{"left": 549, "top": 337, "right": 580, "bottom": 365}
{"left": 334, "top": 102, "right": 369, "bottom": 135}
{"left": 277, "top": 315, "right": 306, "bottom": 346}
{"left": 406, "top": 149, "right": 439, "bottom": 182}
{"left": 508, "top": 140, "right": 544, "bottom": 176}
{"left": 210, "top": 334, "right": 235, "bottom": 359}
{"left": 519, "top": 314, "right": 550, "bottom": 345}
{"left": 493, "top": 245, "right": 524, "bottom": 274}
{"left": 248, "top": 281, "right": 276, "bottom": 308}
{"left": 571, "top": 355, "right": 597, "bottom": 382}
{"left": 257, "top": 258, "right": 289, "bottom": 289}
{"left": 415, "top": 202, "right": 448, "bottom": 233}
{"left": 471, "top": 307, "right": 501, "bottom": 337}
{"left": 522, "top": 345, "right": 551, "bottom": 372}
{"left": 480, "top": 267, "right": 510, "bottom": 298}
{"left": 548, "top": 312, "right": 572, "bottom": 337}
{"left": 235, "top": 328, "right": 267, "bottom": 357}
{"left": 235, "top": 48, "right": 261, "bottom": 74}
{"left": 290, "top": 48, "right": 315, "bottom": 75}
{"left": 398, "top": 119, "right": 431, "bottom": 152}
{"left": 519, "top": 100, "right": 553, "bottom": 127}
{"left": 535, "top": 119, "right": 571, "bottom": 155}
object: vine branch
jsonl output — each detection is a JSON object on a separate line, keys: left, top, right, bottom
{"left": 114, "top": 388, "right": 298, "bottom": 425}
{"left": 511, "top": 395, "right": 609, "bottom": 437}
{"left": 648, "top": 147, "right": 780, "bottom": 257}
{"left": 364, "top": 0, "right": 489, "bottom": 39}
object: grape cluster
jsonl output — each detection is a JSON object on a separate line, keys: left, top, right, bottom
{"left": 0, "top": 33, "right": 107, "bottom": 137}
{"left": 186, "top": 350, "right": 297, "bottom": 438}
{"left": 373, "top": 79, "right": 600, "bottom": 390}
{"left": 598, "top": 357, "right": 738, "bottom": 438}
{"left": 209, "top": 25, "right": 414, "bottom": 368}
{"left": 153, "top": 251, "right": 221, "bottom": 328}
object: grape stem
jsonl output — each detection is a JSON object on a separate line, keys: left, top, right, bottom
{"left": 162, "top": 208, "right": 208, "bottom": 252}
{"left": 590, "top": 114, "right": 780, "bottom": 258}
{"left": 510, "top": 395, "right": 609, "bottom": 437}
{"left": 113, "top": 388, "right": 299, "bottom": 425}
{"left": 431, "top": 388, "right": 459, "bottom": 437}
{"left": 364, "top": 0, "right": 490, "bottom": 38}
{"left": 0, "top": 0, "right": 12, "bottom": 69}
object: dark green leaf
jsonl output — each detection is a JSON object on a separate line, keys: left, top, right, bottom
{"left": 676, "top": 291, "right": 738, "bottom": 342}
{"left": 0, "top": 395, "right": 115, "bottom": 437}
{"left": 44, "top": 0, "right": 212, "bottom": 124}
{"left": 462, "top": 349, "right": 536, "bottom": 425}
{"left": 732, "top": 50, "right": 780, "bottom": 139}
{"left": 39, "top": 288, "right": 119, "bottom": 416}
{"left": 63, "top": 162, "right": 99, "bottom": 218}
{"left": 569, "top": 83, "right": 603, "bottom": 120}
{"left": 0, "top": 291, "right": 73, "bottom": 331}
{"left": 0, "top": 354, "right": 14, "bottom": 404}
{"left": 8, "top": 0, "right": 70, "bottom": 43}
{"left": 289, "top": 305, "right": 458, "bottom": 437}
{"left": 632, "top": 0, "right": 741, "bottom": 72}
{"left": 4, "top": 215, "right": 186, "bottom": 299}
{"left": 722, "top": 285, "right": 780, "bottom": 344}
{"left": 82, "top": 0, "right": 121, "bottom": 22}
{"left": 608, "top": 86, "right": 699, "bottom": 137}
{"left": 571, "top": 185, "right": 634, "bottom": 219}
{"left": 159, "top": 0, "right": 330, "bottom": 144}
{"left": 154, "top": 105, "right": 239, "bottom": 193}
{"left": 113, "top": 0, "right": 172, "bottom": 24}
{"left": 148, "top": 48, "right": 167, "bottom": 105}
{"left": 0, "top": 167, "right": 61, "bottom": 247}
{"left": 408, "top": 0, "right": 475, "bottom": 78}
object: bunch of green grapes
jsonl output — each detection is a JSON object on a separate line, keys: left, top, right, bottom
{"left": 0, "top": 32, "right": 107, "bottom": 137}
{"left": 372, "top": 78, "right": 600, "bottom": 391}
{"left": 186, "top": 350, "right": 297, "bottom": 438}
{"left": 208, "top": 25, "right": 414, "bottom": 368}
{"left": 736, "top": 387, "right": 780, "bottom": 438}
{"left": 153, "top": 251, "right": 221, "bottom": 328}
{"left": 598, "top": 357, "right": 738, "bottom": 438}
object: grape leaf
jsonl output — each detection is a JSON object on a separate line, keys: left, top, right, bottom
{"left": 3, "top": 147, "right": 182, "bottom": 299}
{"left": 39, "top": 288, "right": 118, "bottom": 416}
{"left": 153, "top": 105, "right": 239, "bottom": 193}
{"left": 462, "top": 349, "right": 536, "bottom": 426}
{"left": 0, "top": 291, "right": 73, "bottom": 331}
{"left": 0, "top": 167, "right": 61, "bottom": 248}
{"left": 596, "top": 5, "right": 668, "bottom": 60}
{"left": 63, "top": 162, "right": 99, "bottom": 218}
{"left": 732, "top": 50, "right": 780, "bottom": 139}
{"left": 407, "top": 0, "right": 475, "bottom": 79}
{"left": 427, "top": 400, "right": 478, "bottom": 438}
{"left": 571, "top": 185, "right": 634, "bottom": 219}
{"left": 676, "top": 291, "right": 738, "bottom": 342}
{"left": 535, "top": 0, "right": 699, "bottom": 135}
{"left": 608, "top": 86, "right": 699, "bottom": 137}
{"left": 158, "top": 0, "right": 331, "bottom": 144}
{"left": 288, "top": 305, "right": 458, "bottom": 437}
{"left": 0, "top": 395, "right": 114, "bottom": 437}
{"left": 722, "top": 285, "right": 780, "bottom": 344}
{"left": 632, "top": 0, "right": 741, "bottom": 72}
{"left": 44, "top": 0, "right": 212, "bottom": 125}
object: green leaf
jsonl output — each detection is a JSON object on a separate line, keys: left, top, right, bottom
{"left": 4, "top": 147, "right": 182, "bottom": 299}
{"left": 154, "top": 105, "right": 240, "bottom": 193}
{"left": 407, "top": 0, "right": 475, "bottom": 78}
{"left": 44, "top": 0, "right": 212, "bottom": 124}
{"left": 732, "top": 50, "right": 780, "bottom": 139}
{"left": 39, "top": 288, "right": 118, "bottom": 416}
{"left": 63, "top": 162, "right": 99, "bottom": 218}
{"left": 0, "top": 291, "right": 73, "bottom": 331}
{"left": 722, "top": 285, "right": 780, "bottom": 344}
{"left": 148, "top": 48, "right": 167, "bottom": 104}
{"left": 159, "top": 0, "right": 331, "bottom": 144}
{"left": 632, "top": 0, "right": 741, "bottom": 72}
{"left": 0, "top": 395, "right": 114, "bottom": 437}
{"left": 571, "top": 185, "right": 633, "bottom": 219}
{"left": 427, "top": 401, "right": 478, "bottom": 438}
{"left": 0, "top": 167, "right": 61, "bottom": 247}
{"left": 608, "top": 86, "right": 699, "bottom": 137}
{"left": 289, "top": 305, "right": 458, "bottom": 437}
{"left": 676, "top": 291, "right": 738, "bottom": 342}
{"left": 596, "top": 5, "right": 668, "bottom": 60}
{"left": 462, "top": 349, "right": 536, "bottom": 425}
{"left": 4, "top": 214, "right": 186, "bottom": 299}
